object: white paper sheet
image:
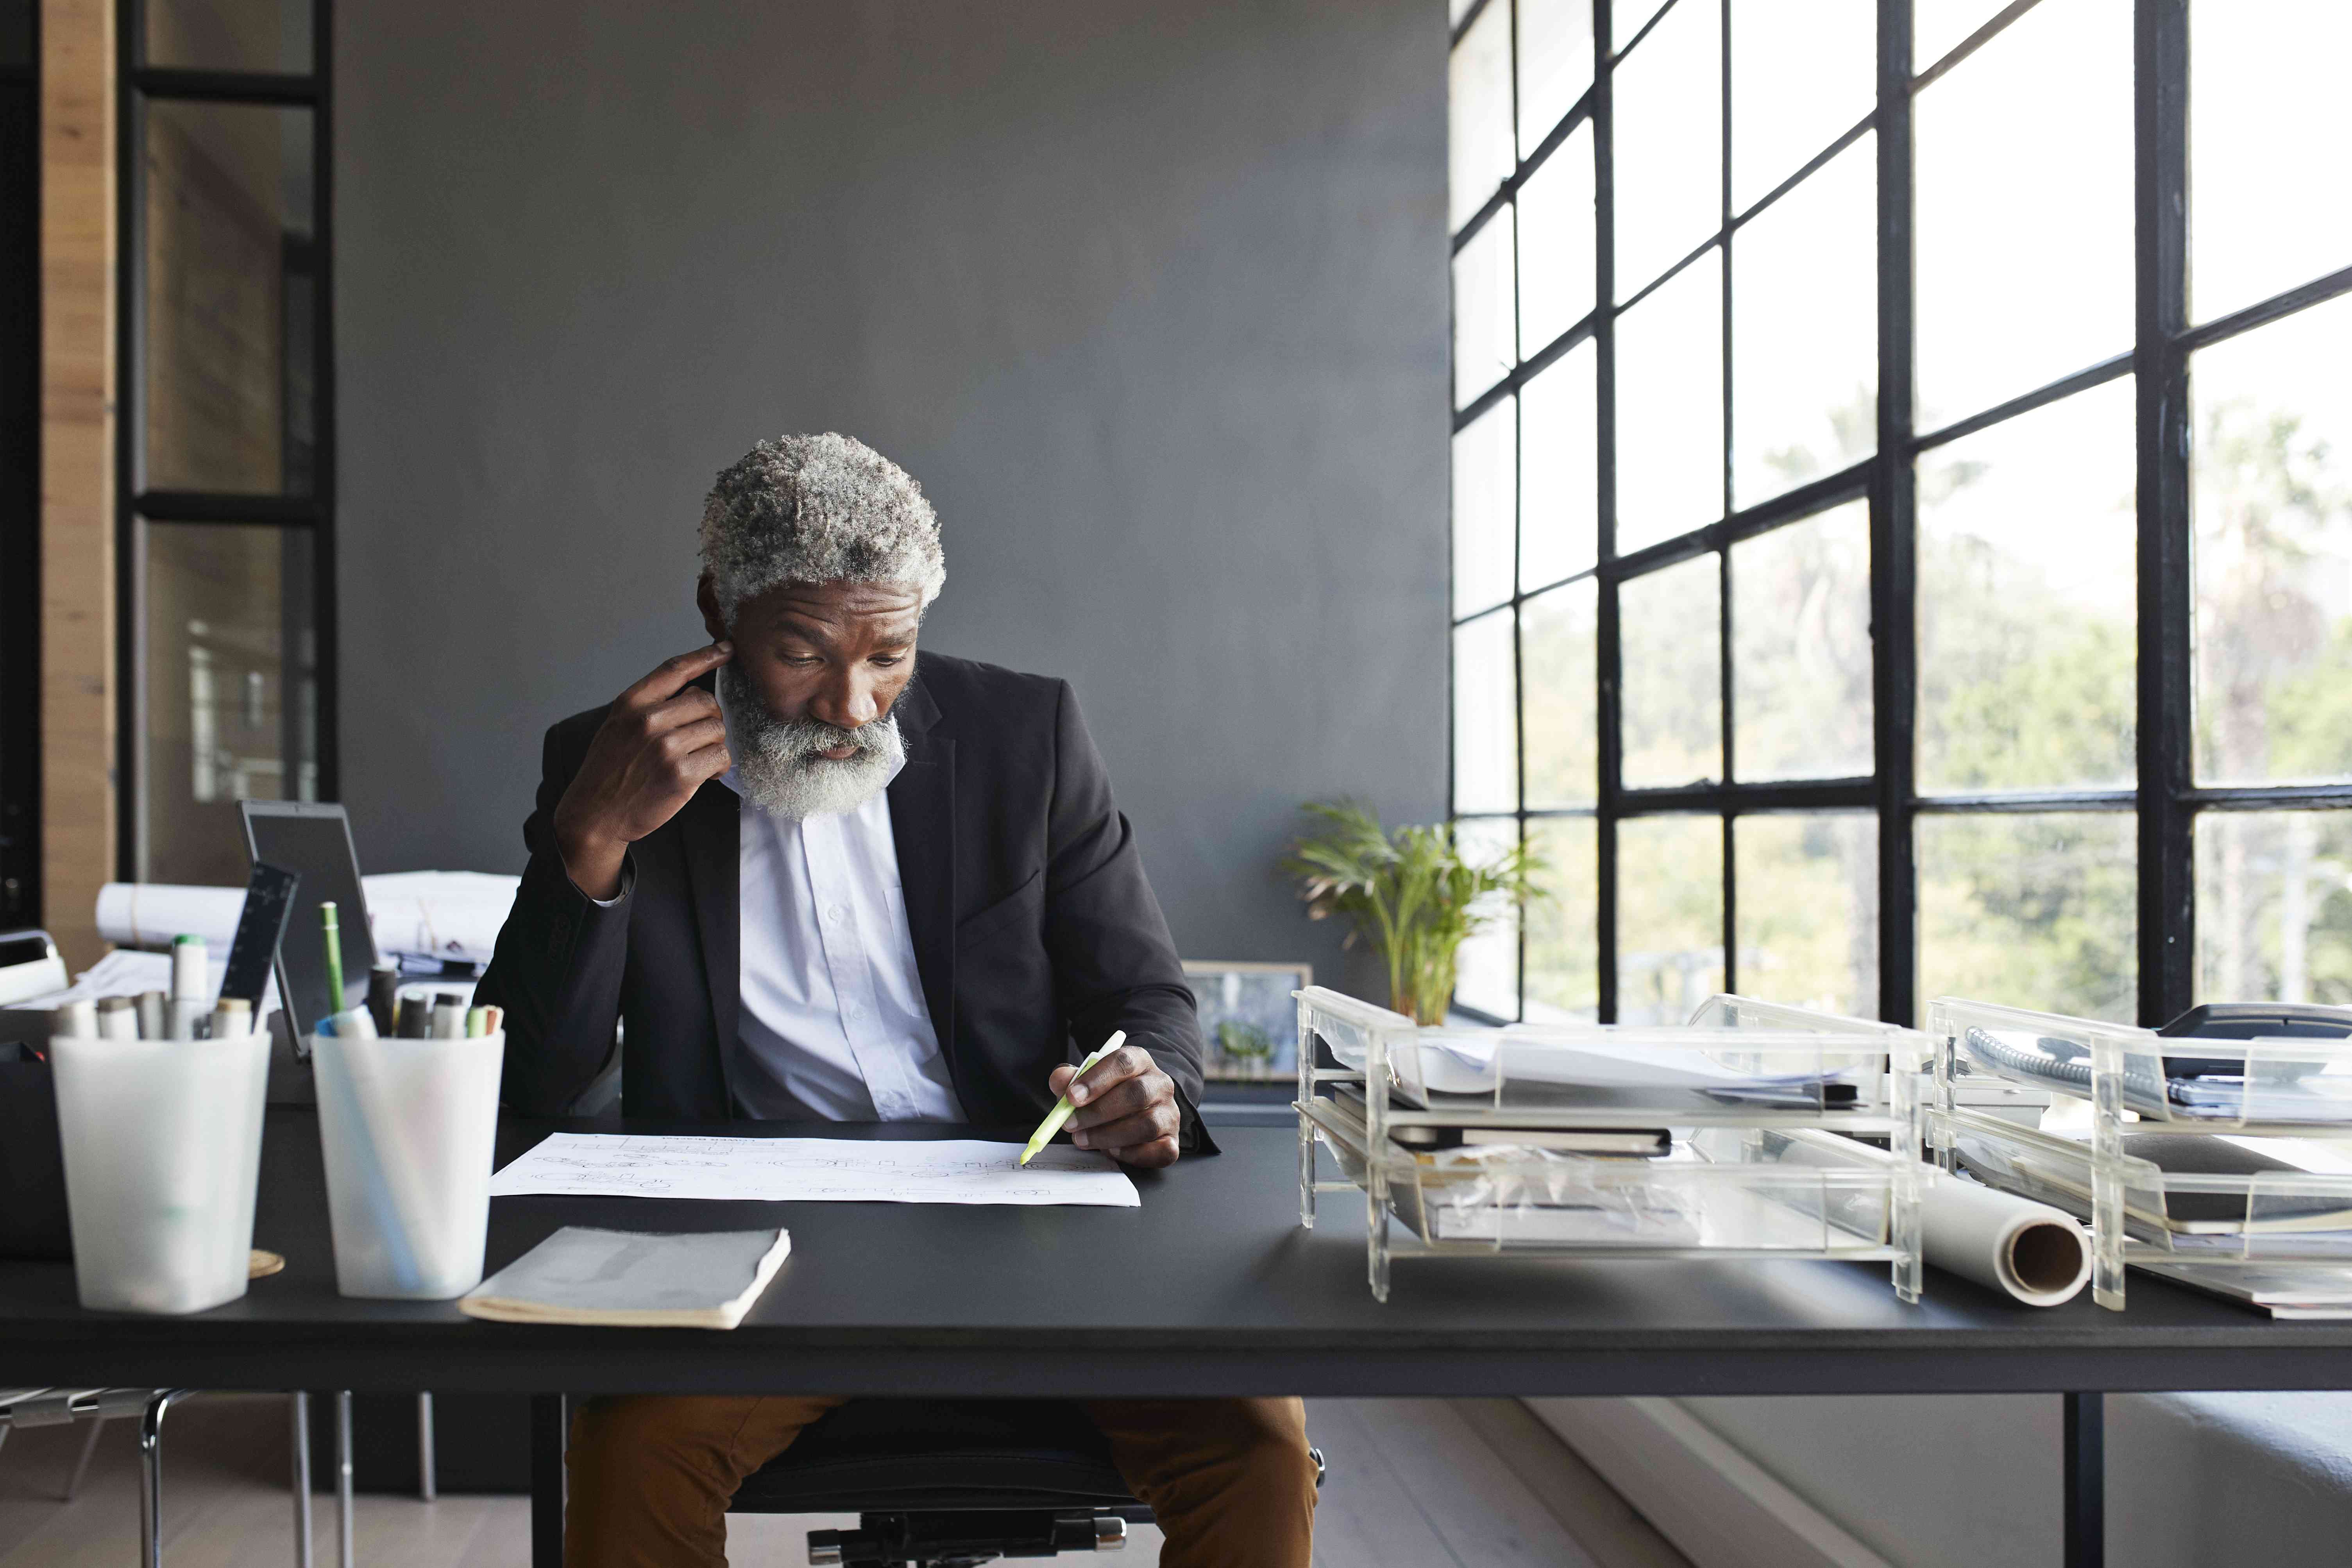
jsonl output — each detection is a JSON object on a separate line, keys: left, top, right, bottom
{"left": 487, "top": 1133, "right": 1141, "bottom": 1208}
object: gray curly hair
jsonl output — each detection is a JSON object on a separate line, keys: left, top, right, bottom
{"left": 697, "top": 433, "right": 945, "bottom": 621}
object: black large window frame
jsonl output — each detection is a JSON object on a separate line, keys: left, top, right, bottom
{"left": 1448, "top": 0, "right": 2352, "bottom": 1030}
{"left": 114, "top": 0, "right": 337, "bottom": 881}
{"left": 0, "top": 0, "right": 38, "bottom": 927}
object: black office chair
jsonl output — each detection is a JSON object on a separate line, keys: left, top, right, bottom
{"left": 729, "top": 1398, "right": 1323, "bottom": 1568}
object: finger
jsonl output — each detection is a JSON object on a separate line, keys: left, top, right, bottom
{"left": 1070, "top": 1102, "right": 1178, "bottom": 1151}
{"left": 1068, "top": 1071, "right": 1168, "bottom": 1130}
{"left": 620, "top": 642, "right": 732, "bottom": 707}
{"left": 1048, "top": 1064, "right": 1077, "bottom": 1100}
{"left": 1068, "top": 1044, "right": 1155, "bottom": 1107}
{"left": 640, "top": 686, "right": 723, "bottom": 734}
{"left": 653, "top": 715, "right": 728, "bottom": 760}
{"left": 1109, "top": 1137, "right": 1179, "bottom": 1170}
{"left": 676, "top": 737, "right": 733, "bottom": 785}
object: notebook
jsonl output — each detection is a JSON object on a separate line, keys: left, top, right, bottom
{"left": 458, "top": 1227, "right": 791, "bottom": 1328}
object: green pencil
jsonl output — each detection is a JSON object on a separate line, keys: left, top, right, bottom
{"left": 320, "top": 901, "right": 343, "bottom": 1019}
{"left": 1019, "top": 1030, "right": 1127, "bottom": 1166}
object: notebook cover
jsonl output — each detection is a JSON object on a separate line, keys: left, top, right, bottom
{"left": 459, "top": 1226, "right": 791, "bottom": 1329}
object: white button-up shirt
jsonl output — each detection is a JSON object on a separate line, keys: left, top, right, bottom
{"left": 720, "top": 763, "right": 964, "bottom": 1123}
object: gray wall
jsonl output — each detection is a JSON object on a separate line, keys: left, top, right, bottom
{"left": 333, "top": 0, "right": 1449, "bottom": 992}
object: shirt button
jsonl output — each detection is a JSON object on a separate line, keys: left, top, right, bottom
{"left": 826, "top": 904, "right": 847, "bottom": 923}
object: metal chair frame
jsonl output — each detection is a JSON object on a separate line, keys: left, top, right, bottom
{"left": 0, "top": 1387, "right": 359, "bottom": 1568}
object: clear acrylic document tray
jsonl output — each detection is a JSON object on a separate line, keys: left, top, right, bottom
{"left": 1293, "top": 987, "right": 1926, "bottom": 1302}
{"left": 1929, "top": 996, "right": 2352, "bottom": 1309}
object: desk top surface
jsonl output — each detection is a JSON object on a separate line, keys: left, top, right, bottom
{"left": 4, "top": 1110, "right": 2350, "bottom": 1399}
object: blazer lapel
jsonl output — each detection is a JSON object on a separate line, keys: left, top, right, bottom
{"left": 888, "top": 675, "right": 957, "bottom": 1071}
{"left": 676, "top": 777, "right": 741, "bottom": 1110}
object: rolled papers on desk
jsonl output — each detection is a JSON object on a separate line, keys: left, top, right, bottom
{"left": 1920, "top": 1173, "right": 2091, "bottom": 1307}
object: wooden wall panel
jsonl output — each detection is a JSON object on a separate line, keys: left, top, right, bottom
{"left": 39, "top": 0, "right": 113, "bottom": 970}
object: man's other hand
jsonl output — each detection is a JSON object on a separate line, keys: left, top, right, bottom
{"left": 1050, "top": 1041, "right": 1180, "bottom": 1169}
{"left": 551, "top": 643, "right": 735, "bottom": 899}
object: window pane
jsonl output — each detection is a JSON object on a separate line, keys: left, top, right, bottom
{"left": 2198, "top": 813, "right": 2352, "bottom": 1007}
{"left": 1517, "top": 0, "right": 1592, "bottom": 156}
{"left": 1525, "top": 816, "right": 1599, "bottom": 1021}
{"left": 1917, "top": 812, "right": 2136, "bottom": 1024}
{"left": 1917, "top": 378, "right": 2136, "bottom": 793}
{"left": 1735, "top": 813, "right": 1878, "bottom": 1016}
{"left": 1619, "top": 815, "right": 1723, "bottom": 1024}
{"left": 1518, "top": 340, "right": 1596, "bottom": 588}
{"left": 1729, "top": 0, "right": 1873, "bottom": 212}
{"left": 138, "top": 521, "right": 317, "bottom": 885}
{"left": 1913, "top": 0, "right": 2010, "bottom": 74}
{"left": 1612, "top": 0, "right": 1721, "bottom": 300}
{"left": 1454, "top": 208, "right": 1517, "bottom": 410}
{"left": 1731, "top": 133, "right": 1876, "bottom": 506}
{"left": 2190, "top": 5, "right": 2352, "bottom": 323}
{"left": 1523, "top": 578, "right": 1597, "bottom": 807}
{"left": 1615, "top": 246, "right": 1723, "bottom": 553}
{"left": 147, "top": 0, "right": 310, "bottom": 73}
{"left": 1733, "top": 500, "right": 1873, "bottom": 782}
{"left": 144, "top": 101, "right": 317, "bottom": 495}
{"left": 1621, "top": 552, "right": 1721, "bottom": 789}
{"left": 1451, "top": 0, "right": 1517, "bottom": 232}
{"left": 1454, "top": 609, "right": 1519, "bottom": 814}
{"left": 1914, "top": 0, "right": 2131, "bottom": 429}
{"left": 1454, "top": 399, "right": 1517, "bottom": 617}
{"left": 1517, "top": 122, "right": 1595, "bottom": 357}
{"left": 1453, "top": 818, "right": 1524, "bottom": 1019}
{"left": 2192, "top": 294, "right": 2352, "bottom": 786}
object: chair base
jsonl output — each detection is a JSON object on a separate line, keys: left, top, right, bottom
{"left": 808, "top": 1507, "right": 1128, "bottom": 1566}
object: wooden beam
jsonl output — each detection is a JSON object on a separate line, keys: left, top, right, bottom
{"left": 40, "top": 0, "right": 114, "bottom": 970}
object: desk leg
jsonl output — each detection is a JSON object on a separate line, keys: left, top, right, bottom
{"left": 531, "top": 1395, "right": 568, "bottom": 1568}
{"left": 2064, "top": 1391, "right": 2103, "bottom": 1568}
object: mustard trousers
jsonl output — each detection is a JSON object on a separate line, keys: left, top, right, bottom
{"left": 565, "top": 1395, "right": 1316, "bottom": 1568}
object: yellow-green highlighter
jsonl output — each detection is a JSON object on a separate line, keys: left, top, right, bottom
{"left": 1019, "top": 1030, "right": 1127, "bottom": 1166}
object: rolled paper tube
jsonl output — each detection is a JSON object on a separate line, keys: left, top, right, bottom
{"left": 429, "top": 997, "right": 466, "bottom": 1040}
{"left": 1920, "top": 1175, "right": 2093, "bottom": 1307}
{"left": 55, "top": 999, "right": 97, "bottom": 1039}
{"left": 211, "top": 999, "right": 253, "bottom": 1039}
{"left": 395, "top": 997, "right": 432, "bottom": 1039}
{"left": 96, "top": 997, "right": 140, "bottom": 1041}
{"left": 1771, "top": 1129, "right": 2092, "bottom": 1308}
{"left": 136, "top": 991, "right": 168, "bottom": 1040}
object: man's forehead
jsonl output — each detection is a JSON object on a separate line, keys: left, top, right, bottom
{"left": 750, "top": 580, "right": 923, "bottom": 633}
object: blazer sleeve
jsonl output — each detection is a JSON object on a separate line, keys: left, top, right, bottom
{"left": 475, "top": 718, "right": 637, "bottom": 1114}
{"left": 1040, "top": 681, "right": 1220, "bottom": 1154}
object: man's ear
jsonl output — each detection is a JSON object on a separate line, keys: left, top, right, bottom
{"left": 696, "top": 575, "right": 728, "bottom": 644}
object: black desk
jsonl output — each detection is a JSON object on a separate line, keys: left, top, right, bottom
{"left": 5, "top": 1109, "right": 2349, "bottom": 1568}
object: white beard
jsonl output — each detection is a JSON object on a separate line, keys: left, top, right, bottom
{"left": 717, "top": 663, "right": 905, "bottom": 819}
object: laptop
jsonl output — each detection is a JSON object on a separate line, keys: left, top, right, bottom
{"left": 239, "top": 801, "right": 379, "bottom": 1045}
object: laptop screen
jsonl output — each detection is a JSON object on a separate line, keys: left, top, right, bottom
{"left": 241, "top": 803, "right": 377, "bottom": 1039}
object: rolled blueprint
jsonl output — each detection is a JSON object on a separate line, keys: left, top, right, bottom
{"left": 98, "top": 872, "right": 522, "bottom": 966}
{"left": 1772, "top": 1129, "right": 2091, "bottom": 1307}
{"left": 1919, "top": 1171, "right": 2091, "bottom": 1307}
{"left": 97, "top": 883, "right": 242, "bottom": 950}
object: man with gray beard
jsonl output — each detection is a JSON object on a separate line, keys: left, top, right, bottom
{"left": 476, "top": 434, "right": 1315, "bottom": 1568}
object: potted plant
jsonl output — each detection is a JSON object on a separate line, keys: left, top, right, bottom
{"left": 1214, "top": 1021, "right": 1276, "bottom": 1080}
{"left": 1281, "top": 800, "right": 1539, "bottom": 1025}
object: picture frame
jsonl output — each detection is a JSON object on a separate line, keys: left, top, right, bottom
{"left": 1181, "top": 960, "right": 1312, "bottom": 1083}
